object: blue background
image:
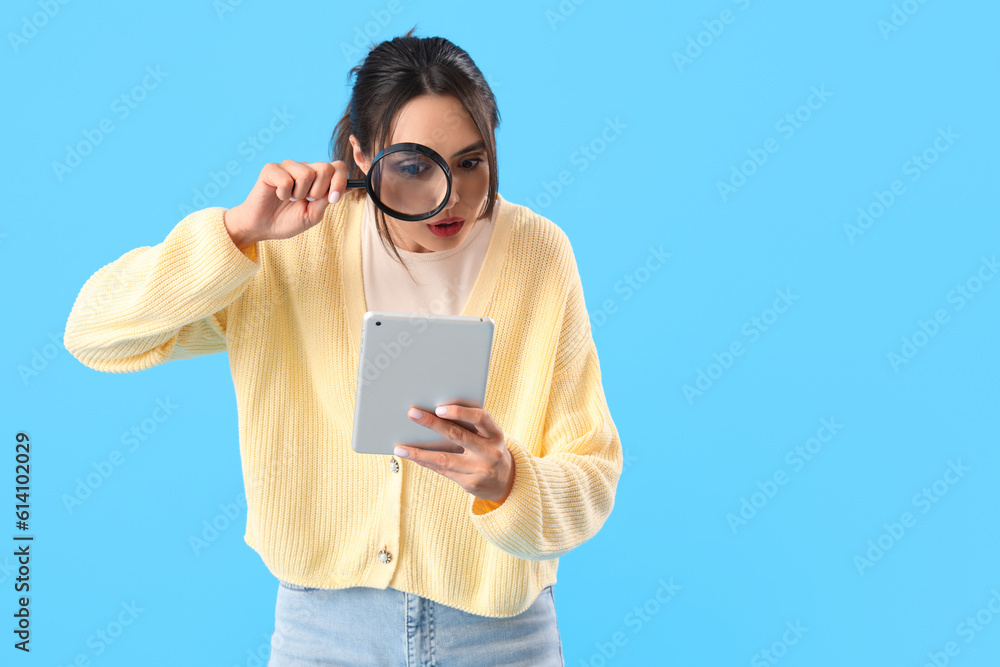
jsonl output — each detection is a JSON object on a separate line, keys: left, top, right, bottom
{"left": 4, "top": 0, "right": 999, "bottom": 665}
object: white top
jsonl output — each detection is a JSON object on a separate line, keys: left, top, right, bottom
{"left": 360, "top": 195, "right": 496, "bottom": 316}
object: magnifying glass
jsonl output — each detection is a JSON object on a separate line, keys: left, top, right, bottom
{"left": 346, "top": 142, "right": 452, "bottom": 222}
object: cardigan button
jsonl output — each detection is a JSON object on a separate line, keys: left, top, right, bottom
{"left": 377, "top": 549, "right": 392, "bottom": 564}
{"left": 389, "top": 458, "right": 400, "bottom": 473}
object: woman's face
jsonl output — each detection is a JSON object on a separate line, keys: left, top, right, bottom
{"left": 350, "top": 94, "right": 490, "bottom": 253}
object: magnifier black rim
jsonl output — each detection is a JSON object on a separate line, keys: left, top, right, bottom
{"left": 366, "top": 142, "right": 453, "bottom": 222}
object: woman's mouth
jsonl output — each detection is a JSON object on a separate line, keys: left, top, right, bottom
{"left": 428, "top": 217, "right": 464, "bottom": 238}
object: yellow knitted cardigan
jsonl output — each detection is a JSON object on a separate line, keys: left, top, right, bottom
{"left": 64, "top": 192, "right": 623, "bottom": 617}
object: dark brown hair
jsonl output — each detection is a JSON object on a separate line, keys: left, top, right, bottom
{"left": 329, "top": 27, "right": 501, "bottom": 271}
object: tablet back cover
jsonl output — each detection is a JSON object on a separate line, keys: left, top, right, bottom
{"left": 351, "top": 311, "right": 495, "bottom": 455}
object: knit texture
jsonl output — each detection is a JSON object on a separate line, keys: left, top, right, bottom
{"left": 64, "top": 192, "right": 623, "bottom": 617}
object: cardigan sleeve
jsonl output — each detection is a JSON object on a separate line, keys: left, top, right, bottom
{"left": 64, "top": 207, "right": 260, "bottom": 373}
{"left": 468, "top": 250, "right": 623, "bottom": 560}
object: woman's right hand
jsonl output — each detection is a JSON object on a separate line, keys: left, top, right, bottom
{"left": 223, "top": 159, "right": 351, "bottom": 250}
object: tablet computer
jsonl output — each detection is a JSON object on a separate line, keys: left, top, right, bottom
{"left": 351, "top": 311, "right": 495, "bottom": 455}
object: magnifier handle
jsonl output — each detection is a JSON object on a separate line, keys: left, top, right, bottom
{"left": 346, "top": 178, "right": 366, "bottom": 189}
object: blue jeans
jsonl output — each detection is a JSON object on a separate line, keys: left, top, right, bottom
{"left": 267, "top": 581, "right": 565, "bottom": 666}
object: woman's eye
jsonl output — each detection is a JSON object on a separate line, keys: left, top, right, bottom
{"left": 397, "top": 162, "right": 425, "bottom": 177}
{"left": 459, "top": 158, "right": 484, "bottom": 170}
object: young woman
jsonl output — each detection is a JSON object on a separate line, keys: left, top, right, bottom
{"left": 65, "top": 29, "right": 622, "bottom": 666}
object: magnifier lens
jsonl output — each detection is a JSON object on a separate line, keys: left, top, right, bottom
{"left": 370, "top": 149, "right": 449, "bottom": 219}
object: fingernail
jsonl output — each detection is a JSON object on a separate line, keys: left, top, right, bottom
{"left": 408, "top": 408, "right": 422, "bottom": 420}
{"left": 435, "top": 406, "right": 448, "bottom": 416}
{"left": 306, "top": 196, "right": 316, "bottom": 201}
{"left": 394, "top": 447, "right": 408, "bottom": 458}
{"left": 329, "top": 190, "right": 342, "bottom": 204}
{"left": 289, "top": 197, "right": 298, "bottom": 201}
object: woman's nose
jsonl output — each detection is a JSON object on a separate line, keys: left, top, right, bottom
{"left": 445, "top": 184, "right": 460, "bottom": 208}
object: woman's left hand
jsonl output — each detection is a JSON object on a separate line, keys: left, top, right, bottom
{"left": 395, "top": 404, "right": 514, "bottom": 504}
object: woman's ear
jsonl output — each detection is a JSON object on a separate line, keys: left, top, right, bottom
{"left": 348, "top": 135, "right": 370, "bottom": 174}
